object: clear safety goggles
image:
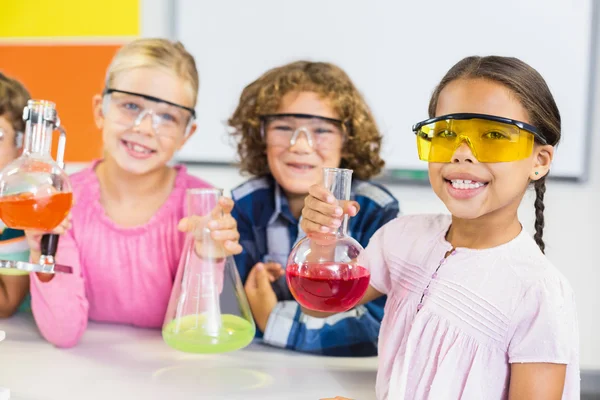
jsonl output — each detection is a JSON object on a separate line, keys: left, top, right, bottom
{"left": 102, "top": 88, "right": 195, "bottom": 140}
{"left": 260, "top": 113, "right": 346, "bottom": 150}
{"left": 412, "top": 113, "right": 547, "bottom": 163}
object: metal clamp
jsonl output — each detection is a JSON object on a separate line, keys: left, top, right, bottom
{"left": 0, "top": 259, "right": 72, "bottom": 274}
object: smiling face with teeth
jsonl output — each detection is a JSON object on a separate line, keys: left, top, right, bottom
{"left": 266, "top": 91, "right": 343, "bottom": 202}
{"left": 428, "top": 78, "right": 554, "bottom": 221}
{"left": 93, "top": 67, "right": 196, "bottom": 176}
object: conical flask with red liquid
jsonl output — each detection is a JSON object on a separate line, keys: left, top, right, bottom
{"left": 162, "top": 188, "right": 255, "bottom": 353}
{"left": 286, "top": 167, "right": 371, "bottom": 313}
{"left": 0, "top": 100, "right": 73, "bottom": 274}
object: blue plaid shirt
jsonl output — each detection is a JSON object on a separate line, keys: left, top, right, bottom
{"left": 231, "top": 175, "right": 400, "bottom": 356}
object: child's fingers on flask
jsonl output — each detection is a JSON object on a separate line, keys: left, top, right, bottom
{"left": 180, "top": 215, "right": 229, "bottom": 259}
{"left": 178, "top": 215, "right": 209, "bottom": 235}
{"left": 306, "top": 186, "right": 344, "bottom": 217}
{"left": 24, "top": 221, "right": 68, "bottom": 252}
{"left": 52, "top": 214, "right": 72, "bottom": 234}
{"left": 24, "top": 229, "right": 42, "bottom": 238}
{"left": 223, "top": 240, "right": 243, "bottom": 255}
{"left": 300, "top": 214, "right": 330, "bottom": 235}
{"left": 208, "top": 212, "right": 237, "bottom": 232}
{"left": 207, "top": 214, "right": 242, "bottom": 255}
{"left": 217, "top": 196, "right": 234, "bottom": 214}
{"left": 308, "top": 184, "right": 338, "bottom": 205}
{"left": 307, "top": 185, "right": 359, "bottom": 216}
{"left": 210, "top": 228, "right": 238, "bottom": 242}
{"left": 301, "top": 204, "right": 341, "bottom": 233}
{"left": 340, "top": 200, "right": 360, "bottom": 216}
{"left": 211, "top": 225, "right": 242, "bottom": 254}
{"left": 177, "top": 216, "right": 190, "bottom": 232}
{"left": 206, "top": 196, "right": 233, "bottom": 222}
{"left": 24, "top": 230, "right": 43, "bottom": 251}
{"left": 193, "top": 239, "right": 227, "bottom": 260}
{"left": 305, "top": 194, "right": 343, "bottom": 218}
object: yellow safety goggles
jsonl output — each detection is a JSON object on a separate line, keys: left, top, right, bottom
{"left": 412, "top": 113, "right": 547, "bottom": 163}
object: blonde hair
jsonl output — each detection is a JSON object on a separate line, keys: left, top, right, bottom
{"left": 105, "top": 38, "right": 199, "bottom": 106}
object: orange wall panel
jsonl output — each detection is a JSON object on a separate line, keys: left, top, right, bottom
{"left": 0, "top": 45, "right": 121, "bottom": 162}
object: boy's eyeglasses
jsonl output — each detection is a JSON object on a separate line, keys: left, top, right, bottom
{"left": 260, "top": 113, "right": 345, "bottom": 151}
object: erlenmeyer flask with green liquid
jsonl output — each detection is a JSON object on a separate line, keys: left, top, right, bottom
{"left": 162, "top": 188, "right": 255, "bottom": 353}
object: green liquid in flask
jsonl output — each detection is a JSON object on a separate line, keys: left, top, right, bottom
{"left": 162, "top": 314, "right": 255, "bottom": 353}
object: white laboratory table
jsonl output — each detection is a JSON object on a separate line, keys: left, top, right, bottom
{"left": 0, "top": 314, "right": 378, "bottom": 400}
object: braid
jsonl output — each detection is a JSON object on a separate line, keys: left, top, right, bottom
{"left": 533, "top": 177, "right": 547, "bottom": 253}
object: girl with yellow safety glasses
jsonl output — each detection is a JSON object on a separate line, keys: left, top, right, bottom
{"left": 305, "top": 56, "right": 579, "bottom": 400}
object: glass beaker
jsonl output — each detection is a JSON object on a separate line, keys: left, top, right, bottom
{"left": 162, "top": 188, "right": 256, "bottom": 353}
{"left": 286, "top": 168, "right": 370, "bottom": 313}
{"left": 0, "top": 100, "right": 73, "bottom": 274}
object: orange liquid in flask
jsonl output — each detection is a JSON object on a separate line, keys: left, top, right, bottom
{"left": 0, "top": 192, "right": 73, "bottom": 230}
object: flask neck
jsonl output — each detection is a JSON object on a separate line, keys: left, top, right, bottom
{"left": 186, "top": 188, "right": 224, "bottom": 218}
{"left": 332, "top": 218, "right": 348, "bottom": 237}
{"left": 322, "top": 168, "right": 353, "bottom": 236}
{"left": 22, "top": 100, "right": 57, "bottom": 157}
{"left": 23, "top": 120, "right": 53, "bottom": 156}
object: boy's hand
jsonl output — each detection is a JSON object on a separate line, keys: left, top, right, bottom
{"left": 244, "top": 262, "right": 280, "bottom": 332}
{"left": 262, "top": 262, "right": 284, "bottom": 282}
{"left": 301, "top": 184, "right": 360, "bottom": 236}
{"left": 178, "top": 196, "right": 243, "bottom": 259}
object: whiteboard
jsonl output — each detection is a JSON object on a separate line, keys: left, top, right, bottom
{"left": 173, "top": 0, "right": 595, "bottom": 180}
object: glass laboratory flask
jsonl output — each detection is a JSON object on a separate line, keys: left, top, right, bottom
{"left": 162, "top": 188, "right": 256, "bottom": 353}
{"left": 0, "top": 100, "right": 73, "bottom": 274}
{"left": 286, "top": 167, "right": 370, "bottom": 313}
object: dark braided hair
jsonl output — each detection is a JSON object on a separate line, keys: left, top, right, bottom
{"left": 533, "top": 178, "right": 547, "bottom": 252}
{"left": 428, "top": 56, "right": 561, "bottom": 253}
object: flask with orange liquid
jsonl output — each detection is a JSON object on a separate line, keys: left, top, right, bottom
{"left": 0, "top": 100, "right": 73, "bottom": 274}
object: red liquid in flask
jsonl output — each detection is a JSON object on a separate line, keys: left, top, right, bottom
{"left": 286, "top": 262, "right": 370, "bottom": 312}
{"left": 0, "top": 192, "right": 73, "bottom": 230}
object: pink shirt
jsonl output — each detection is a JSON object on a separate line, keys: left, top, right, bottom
{"left": 361, "top": 214, "right": 580, "bottom": 400}
{"left": 30, "top": 161, "right": 211, "bottom": 348}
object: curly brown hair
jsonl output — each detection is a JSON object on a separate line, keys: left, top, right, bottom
{"left": 228, "top": 61, "right": 384, "bottom": 180}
